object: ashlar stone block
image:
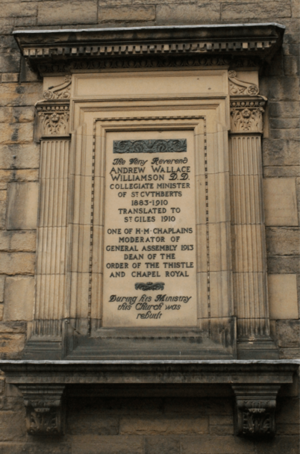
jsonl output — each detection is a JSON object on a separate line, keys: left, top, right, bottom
{"left": 6, "top": 182, "right": 38, "bottom": 230}
{"left": 3, "top": 276, "right": 34, "bottom": 322}
{"left": 264, "top": 178, "right": 298, "bottom": 226}
{"left": 268, "top": 274, "right": 298, "bottom": 319}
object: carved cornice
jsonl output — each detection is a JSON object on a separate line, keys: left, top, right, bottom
{"left": 230, "top": 97, "right": 267, "bottom": 134}
{"left": 13, "top": 23, "right": 284, "bottom": 75}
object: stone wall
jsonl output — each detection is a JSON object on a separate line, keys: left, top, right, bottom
{"left": 0, "top": 0, "right": 299, "bottom": 452}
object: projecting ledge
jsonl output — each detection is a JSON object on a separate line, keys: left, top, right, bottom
{"left": 13, "top": 23, "right": 285, "bottom": 76}
{"left": 0, "top": 360, "right": 298, "bottom": 438}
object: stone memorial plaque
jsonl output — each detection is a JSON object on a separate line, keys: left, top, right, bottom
{"left": 103, "top": 130, "right": 197, "bottom": 327}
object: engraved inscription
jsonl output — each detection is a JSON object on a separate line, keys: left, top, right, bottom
{"left": 113, "top": 139, "right": 187, "bottom": 154}
{"left": 103, "top": 131, "right": 197, "bottom": 328}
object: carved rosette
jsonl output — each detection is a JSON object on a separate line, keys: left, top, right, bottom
{"left": 35, "top": 75, "right": 71, "bottom": 140}
{"left": 232, "top": 385, "right": 280, "bottom": 438}
{"left": 19, "top": 385, "right": 65, "bottom": 436}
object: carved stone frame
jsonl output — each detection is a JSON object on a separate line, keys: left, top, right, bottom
{"left": 9, "top": 23, "right": 289, "bottom": 438}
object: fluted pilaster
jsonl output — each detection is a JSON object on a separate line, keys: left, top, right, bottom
{"left": 229, "top": 92, "right": 277, "bottom": 358}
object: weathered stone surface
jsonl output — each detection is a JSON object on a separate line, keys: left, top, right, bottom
{"left": 120, "top": 418, "right": 208, "bottom": 435}
{"left": 255, "top": 436, "right": 299, "bottom": 454}
{"left": 291, "top": 0, "right": 300, "bottom": 17}
{"left": 0, "top": 333, "right": 25, "bottom": 358}
{"left": 221, "top": 2, "right": 291, "bottom": 19}
{"left": 145, "top": 436, "right": 180, "bottom": 454}
{"left": 0, "top": 123, "right": 33, "bottom": 144}
{"left": 38, "top": 1, "right": 97, "bottom": 25}
{"left": 264, "top": 178, "right": 298, "bottom": 226}
{"left": 277, "top": 424, "right": 300, "bottom": 435}
{"left": 268, "top": 101, "right": 300, "bottom": 118}
{"left": 284, "top": 56, "right": 299, "bottom": 76}
{"left": 277, "top": 397, "right": 300, "bottom": 423}
{"left": 264, "top": 166, "right": 300, "bottom": 177}
{"left": 267, "top": 256, "right": 300, "bottom": 274}
{"left": 276, "top": 320, "right": 300, "bottom": 347}
{"left": 0, "top": 3, "right": 37, "bottom": 18}
{"left": 6, "top": 182, "right": 38, "bottom": 230}
{"left": 180, "top": 435, "right": 255, "bottom": 453}
{"left": 164, "top": 398, "right": 233, "bottom": 415}
{"left": 68, "top": 410, "right": 119, "bottom": 435}
{"left": 0, "top": 253, "right": 35, "bottom": 275}
{"left": 99, "top": 5, "right": 155, "bottom": 22}
{"left": 0, "top": 83, "right": 42, "bottom": 108}
{"left": 0, "top": 277, "right": 4, "bottom": 303}
{"left": 0, "top": 144, "right": 39, "bottom": 170}
{"left": 0, "top": 53, "right": 20, "bottom": 74}
{"left": 72, "top": 435, "right": 144, "bottom": 454}
{"left": 0, "top": 410, "right": 26, "bottom": 441}
{"left": 266, "top": 227, "right": 300, "bottom": 255}
{"left": 156, "top": 4, "right": 220, "bottom": 23}
{"left": 270, "top": 118, "right": 300, "bottom": 129}
{"left": 261, "top": 76, "right": 300, "bottom": 104}
{"left": 3, "top": 276, "right": 34, "bottom": 321}
{"left": 268, "top": 274, "right": 298, "bottom": 319}
{"left": 270, "top": 128, "right": 300, "bottom": 140}
{"left": 279, "top": 347, "right": 300, "bottom": 358}
{"left": 0, "top": 443, "right": 72, "bottom": 454}
{"left": 263, "top": 139, "right": 300, "bottom": 166}
{"left": 0, "top": 18, "right": 14, "bottom": 34}
{"left": 0, "top": 107, "right": 34, "bottom": 124}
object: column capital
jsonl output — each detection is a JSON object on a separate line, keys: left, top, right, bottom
{"left": 35, "top": 75, "right": 71, "bottom": 141}
{"left": 230, "top": 96, "right": 267, "bottom": 134}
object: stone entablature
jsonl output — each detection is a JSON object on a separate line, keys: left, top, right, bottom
{"left": 13, "top": 23, "right": 284, "bottom": 76}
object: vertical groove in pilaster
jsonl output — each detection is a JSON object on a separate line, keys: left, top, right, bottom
{"left": 34, "top": 140, "right": 69, "bottom": 338}
{"left": 230, "top": 135, "right": 269, "bottom": 339}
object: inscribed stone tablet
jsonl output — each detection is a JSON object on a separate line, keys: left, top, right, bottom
{"left": 103, "top": 130, "right": 197, "bottom": 327}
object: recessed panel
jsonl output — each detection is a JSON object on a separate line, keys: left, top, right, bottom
{"left": 102, "top": 129, "right": 197, "bottom": 327}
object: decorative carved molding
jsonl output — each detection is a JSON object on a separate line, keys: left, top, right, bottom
{"left": 36, "top": 103, "right": 70, "bottom": 138}
{"left": 229, "top": 70, "right": 259, "bottom": 96}
{"left": 43, "top": 75, "right": 71, "bottom": 100}
{"left": 230, "top": 97, "right": 266, "bottom": 134}
{"left": 135, "top": 282, "right": 165, "bottom": 291}
{"left": 232, "top": 384, "right": 280, "bottom": 438}
{"left": 37, "top": 56, "right": 231, "bottom": 75}
{"left": 113, "top": 139, "right": 187, "bottom": 154}
{"left": 34, "top": 76, "right": 71, "bottom": 140}
{"left": 13, "top": 24, "right": 284, "bottom": 76}
{"left": 19, "top": 385, "right": 65, "bottom": 435}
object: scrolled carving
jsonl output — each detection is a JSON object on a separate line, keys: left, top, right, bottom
{"left": 43, "top": 75, "right": 71, "bottom": 100}
{"left": 229, "top": 70, "right": 259, "bottom": 96}
{"left": 113, "top": 139, "right": 187, "bottom": 154}
{"left": 135, "top": 282, "right": 165, "bottom": 291}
